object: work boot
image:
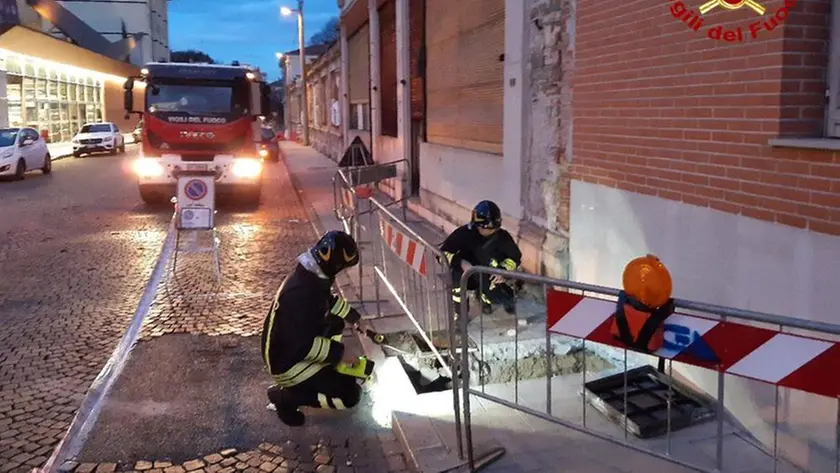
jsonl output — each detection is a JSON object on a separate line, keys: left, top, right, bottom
{"left": 267, "top": 385, "right": 305, "bottom": 427}
{"left": 481, "top": 302, "right": 493, "bottom": 315}
{"left": 503, "top": 299, "right": 516, "bottom": 315}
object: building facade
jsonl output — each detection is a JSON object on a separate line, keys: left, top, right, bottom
{"left": 39, "top": 0, "right": 170, "bottom": 66}
{"left": 288, "top": 42, "right": 344, "bottom": 160}
{"left": 1, "top": 5, "right": 143, "bottom": 143}
{"left": 279, "top": 45, "right": 330, "bottom": 140}
{"left": 338, "top": 0, "right": 840, "bottom": 469}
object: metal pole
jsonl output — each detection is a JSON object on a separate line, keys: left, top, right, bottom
{"left": 297, "top": 0, "right": 310, "bottom": 146}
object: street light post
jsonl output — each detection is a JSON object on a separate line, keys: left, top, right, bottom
{"left": 281, "top": 1, "right": 309, "bottom": 146}
{"left": 297, "top": 0, "right": 309, "bottom": 146}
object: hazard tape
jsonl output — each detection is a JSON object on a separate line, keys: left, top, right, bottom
{"left": 379, "top": 217, "right": 427, "bottom": 277}
{"left": 546, "top": 290, "right": 840, "bottom": 398}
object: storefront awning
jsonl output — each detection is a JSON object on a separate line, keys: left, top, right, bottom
{"left": 0, "top": 25, "right": 139, "bottom": 79}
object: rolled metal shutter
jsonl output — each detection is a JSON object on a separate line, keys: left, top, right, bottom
{"left": 425, "top": 0, "right": 504, "bottom": 154}
{"left": 348, "top": 23, "right": 370, "bottom": 105}
{"left": 379, "top": 0, "right": 398, "bottom": 138}
{"left": 409, "top": 0, "right": 425, "bottom": 121}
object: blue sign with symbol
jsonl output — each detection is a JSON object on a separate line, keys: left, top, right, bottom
{"left": 662, "top": 323, "right": 719, "bottom": 363}
{"left": 185, "top": 179, "right": 208, "bottom": 201}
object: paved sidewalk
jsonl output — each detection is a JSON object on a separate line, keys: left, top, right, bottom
{"left": 278, "top": 142, "right": 806, "bottom": 473}
{"left": 47, "top": 142, "right": 74, "bottom": 159}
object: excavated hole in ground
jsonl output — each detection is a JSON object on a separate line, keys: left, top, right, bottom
{"left": 381, "top": 330, "right": 616, "bottom": 393}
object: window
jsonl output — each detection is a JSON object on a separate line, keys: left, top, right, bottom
{"left": 80, "top": 124, "right": 112, "bottom": 133}
{"left": 827, "top": 4, "right": 840, "bottom": 137}
{"left": 0, "top": 129, "right": 19, "bottom": 147}
{"left": 350, "top": 102, "right": 370, "bottom": 131}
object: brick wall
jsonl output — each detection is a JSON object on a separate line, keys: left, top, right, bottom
{"left": 571, "top": 0, "right": 840, "bottom": 235}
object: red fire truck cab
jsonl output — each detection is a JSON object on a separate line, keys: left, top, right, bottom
{"left": 123, "top": 62, "right": 272, "bottom": 205}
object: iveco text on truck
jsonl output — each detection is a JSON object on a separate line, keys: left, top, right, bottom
{"left": 123, "top": 63, "right": 272, "bottom": 205}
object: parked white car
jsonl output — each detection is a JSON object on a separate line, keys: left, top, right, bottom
{"left": 72, "top": 122, "right": 126, "bottom": 157}
{"left": 0, "top": 127, "right": 52, "bottom": 180}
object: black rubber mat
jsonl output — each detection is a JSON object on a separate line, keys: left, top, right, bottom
{"left": 584, "top": 364, "right": 717, "bottom": 438}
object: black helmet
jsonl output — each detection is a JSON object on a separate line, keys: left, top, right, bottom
{"left": 471, "top": 200, "right": 502, "bottom": 230}
{"left": 311, "top": 230, "right": 359, "bottom": 278}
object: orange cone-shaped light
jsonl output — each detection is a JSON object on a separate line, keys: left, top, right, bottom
{"left": 622, "top": 254, "right": 672, "bottom": 309}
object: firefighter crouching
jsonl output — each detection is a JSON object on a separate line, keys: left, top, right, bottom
{"left": 610, "top": 254, "right": 675, "bottom": 353}
{"left": 260, "top": 230, "right": 374, "bottom": 426}
{"left": 441, "top": 200, "right": 523, "bottom": 318}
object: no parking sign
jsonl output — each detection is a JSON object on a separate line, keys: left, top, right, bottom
{"left": 176, "top": 174, "right": 215, "bottom": 230}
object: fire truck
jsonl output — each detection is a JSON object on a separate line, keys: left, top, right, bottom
{"left": 123, "top": 63, "right": 272, "bottom": 205}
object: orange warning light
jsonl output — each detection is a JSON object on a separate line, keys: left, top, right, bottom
{"left": 622, "top": 254, "right": 673, "bottom": 309}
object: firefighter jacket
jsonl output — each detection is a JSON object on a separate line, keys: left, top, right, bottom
{"left": 261, "top": 253, "right": 361, "bottom": 387}
{"left": 440, "top": 225, "right": 522, "bottom": 272}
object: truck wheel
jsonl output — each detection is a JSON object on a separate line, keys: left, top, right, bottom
{"left": 242, "top": 187, "right": 262, "bottom": 207}
{"left": 139, "top": 187, "right": 167, "bottom": 205}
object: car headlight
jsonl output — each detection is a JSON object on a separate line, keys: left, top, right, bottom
{"left": 133, "top": 158, "right": 164, "bottom": 177}
{"left": 104, "top": 136, "right": 114, "bottom": 141}
{"left": 258, "top": 149, "right": 269, "bottom": 158}
{"left": 72, "top": 138, "right": 79, "bottom": 144}
{"left": 231, "top": 158, "right": 262, "bottom": 178}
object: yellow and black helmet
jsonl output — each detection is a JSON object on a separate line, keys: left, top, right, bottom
{"left": 311, "top": 230, "right": 359, "bottom": 278}
{"left": 471, "top": 200, "right": 502, "bottom": 230}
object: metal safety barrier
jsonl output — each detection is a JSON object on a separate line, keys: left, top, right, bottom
{"left": 456, "top": 266, "right": 840, "bottom": 473}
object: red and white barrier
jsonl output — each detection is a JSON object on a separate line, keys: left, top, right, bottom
{"left": 547, "top": 291, "right": 840, "bottom": 398}
{"left": 380, "top": 218, "right": 428, "bottom": 277}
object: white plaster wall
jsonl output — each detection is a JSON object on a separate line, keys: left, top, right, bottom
{"left": 419, "top": 142, "right": 518, "bottom": 216}
{"left": 569, "top": 179, "right": 840, "bottom": 471}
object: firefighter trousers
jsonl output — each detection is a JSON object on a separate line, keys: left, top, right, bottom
{"left": 450, "top": 265, "right": 515, "bottom": 313}
{"left": 268, "top": 316, "right": 362, "bottom": 412}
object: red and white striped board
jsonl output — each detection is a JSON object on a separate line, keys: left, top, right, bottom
{"left": 379, "top": 217, "right": 428, "bottom": 277}
{"left": 341, "top": 188, "right": 354, "bottom": 210}
{"left": 546, "top": 290, "right": 840, "bottom": 399}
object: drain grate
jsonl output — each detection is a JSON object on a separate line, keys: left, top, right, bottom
{"left": 584, "top": 365, "right": 716, "bottom": 438}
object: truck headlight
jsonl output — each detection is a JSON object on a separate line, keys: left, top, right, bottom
{"left": 258, "top": 149, "right": 269, "bottom": 158}
{"left": 133, "top": 158, "right": 164, "bottom": 177}
{"left": 231, "top": 158, "right": 262, "bottom": 178}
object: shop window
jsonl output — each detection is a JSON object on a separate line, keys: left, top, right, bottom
{"left": 36, "top": 79, "right": 47, "bottom": 99}
{"left": 23, "top": 77, "right": 35, "bottom": 104}
{"left": 5, "top": 56, "right": 21, "bottom": 74}
{"left": 7, "top": 74, "right": 23, "bottom": 127}
{"left": 85, "top": 86, "right": 94, "bottom": 102}
{"left": 24, "top": 63, "right": 35, "bottom": 77}
{"left": 50, "top": 102, "right": 59, "bottom": 123}
{"left": 37, "top": 66, "right": 46, "bottom": 78}
{"left": 95, "top": 108, "right": 103, "bottom": 121}
{"left": 69, "top": 83, "right": 77, "bottom": 102}
{"left": 60, "top": 102, "right": 68, "bottom": 122}
{"left": 38, "top": 103, "right": 49, "bottom": 125}
{"left": 49, "top": 80, "right": 58, "bottom": 99}
{"left": 59, "top": 81, "right": 68, "bottom": 101}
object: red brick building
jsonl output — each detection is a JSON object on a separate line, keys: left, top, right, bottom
{"left": 336, "top": 1, "right": 839, "bottom": 467}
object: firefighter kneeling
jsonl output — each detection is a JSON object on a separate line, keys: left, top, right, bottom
{"left": 260, "top": 230, "right": 373, "bottom": 426}
{"left": 610, "top": 254, "right": 674, "bottom": 353}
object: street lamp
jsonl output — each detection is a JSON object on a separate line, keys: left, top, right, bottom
{"left": 281, "top": 1, "right": 309, "bottom": 146}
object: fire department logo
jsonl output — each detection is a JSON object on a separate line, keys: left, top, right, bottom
{"left": 669, "top": 0, "right": 793, "bottom": 42}
{"left": 180, "top": 131, "right": 216, "bottom": 140}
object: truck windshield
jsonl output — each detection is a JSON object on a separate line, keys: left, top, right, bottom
{"left": 146, "top": 81, "right": 247, "bottom": 118}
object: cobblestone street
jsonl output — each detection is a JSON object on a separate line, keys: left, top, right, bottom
{"left": 0, "top": 148, "right": 170, "bottom": 472}
{"left": 0, "top": 151, "right": 411, "bottom": 473}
